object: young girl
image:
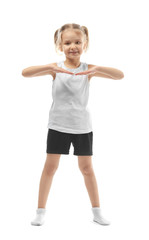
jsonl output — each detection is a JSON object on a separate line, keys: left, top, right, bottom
{"left": 22, "top": 23, "right": 124, "bottom": 226}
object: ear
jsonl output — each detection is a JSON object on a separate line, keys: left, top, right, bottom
{"left": 59, "top": 44, "right": 63, "bottom": 52}
{"left": 83, "top": 41, "right": 87, "bottom": 51}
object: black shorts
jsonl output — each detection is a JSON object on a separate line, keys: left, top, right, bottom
{"left": 46, "top": 128, "right": 93, "bottom": 156}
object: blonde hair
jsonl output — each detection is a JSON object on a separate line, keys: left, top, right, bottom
{"left": 54, "top": 23, "right": 89, "bottom": 55}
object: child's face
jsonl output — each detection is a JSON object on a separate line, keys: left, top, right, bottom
{"left": 60, "top": 29, "right": 86, "bottom": 59}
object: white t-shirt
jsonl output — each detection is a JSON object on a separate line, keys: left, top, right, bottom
{"left": 47, "top": 60, "right": 93, "bottom": 134}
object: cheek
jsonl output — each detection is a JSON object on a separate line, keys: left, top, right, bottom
{"left": 79, "top": 47, "right": 84, "bottom": 51}
{"left": 63, "top": 47, "right": 68, "bottom": 53}
{"left": 64, "top": 46, "right": 69, "bottom": 51}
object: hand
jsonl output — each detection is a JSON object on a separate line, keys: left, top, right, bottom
{"left": 75, "top": 66, "right": 98, "bottom": 76}
{"left": 49, "top": 64, "right": 74, "bottom": 75}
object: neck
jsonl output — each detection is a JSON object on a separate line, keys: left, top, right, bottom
{"left": 64, "top": 58, "right": 81, "bottom": 68}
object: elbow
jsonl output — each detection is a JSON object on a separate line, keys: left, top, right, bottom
{"left": 115, "top": 72, "right": 124, "bottom": 80}
{"left": 22, "top": 71, "right": 25, "bottom": 77}
{"left": 119, "top": 72, "right": 124, "bottom": 79}
{"left": 22, "top": 70, "right": 26, "bottom": 77}
{"left": 22, "top": 69, "right": 29, "bottom": 77}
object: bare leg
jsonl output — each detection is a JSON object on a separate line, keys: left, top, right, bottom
{"left": 78, "top": 156, "right": 100, "bottom": 208}
{"left": 37, "top": 154, "right": 61, "bottom": 208}
{"left": 83, "top": 171, "right": 100, "bottom": 207}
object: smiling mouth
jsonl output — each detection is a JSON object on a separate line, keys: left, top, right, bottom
{"left": 69, "top": 52, "right": 78, "bottom": 53}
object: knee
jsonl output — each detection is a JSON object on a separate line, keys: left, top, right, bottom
{"left": 44, "top": 164, "right": 58, "bottom": 176}
{"left": 79, "top": 165, "right": 94, "bottom": 176}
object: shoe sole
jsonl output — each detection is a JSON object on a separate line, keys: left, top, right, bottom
{"left": 93, "top": 220, "right": 110, "bottom": 226}
{"left": 31, "top": 221, "right": 44, "bottom": 226}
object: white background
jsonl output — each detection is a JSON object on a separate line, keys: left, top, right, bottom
{"left": 0, "top": 0, "right": 149, "bottom": 239}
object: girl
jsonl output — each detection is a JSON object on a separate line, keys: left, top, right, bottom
{"left": 22, "top": 23, "right": 124, "bottom": 226}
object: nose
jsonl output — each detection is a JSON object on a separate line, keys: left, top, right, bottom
{"left": 70, "top": 43, "right": 76, "bottom": 49}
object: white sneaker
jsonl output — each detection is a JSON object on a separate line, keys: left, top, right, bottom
{"left": 93, "top": 216, "right": 111, "bottom": 225}
{"left": 31, "top": 208, "right": 46, "bottom": 226}
{"left": 92, "top": 207, "right": 111, "bottom": 225}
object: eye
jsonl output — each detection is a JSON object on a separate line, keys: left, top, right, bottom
{"left": 76, "top": 41, "right": 81, "bottom": 44}
{"left": 65, "top": 42, "right": 70, "bottom": 45}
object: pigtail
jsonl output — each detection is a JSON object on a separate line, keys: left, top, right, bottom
{"left": 81, "top": 25, "right": 89, "bottom": 52}
{"left": 54, "top": 28, "right": 63, "bottom": 55}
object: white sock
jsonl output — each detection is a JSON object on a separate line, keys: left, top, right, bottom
{"left": 31, "top": 208, "right": 46, "bottom": 226}
{"left": 91, "top": 207, "right": 111, "bottom": 225}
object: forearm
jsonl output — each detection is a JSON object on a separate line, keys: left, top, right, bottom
{"left": 22, "top": 64, "right": 51, "bottom": 77}
{"left": 96, "top": 66, "right": 124, "bottom": 79}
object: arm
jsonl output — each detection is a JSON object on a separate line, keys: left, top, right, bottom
{"left": 88, "top": 64, "right": 124, "bottom": 80}
{"left": 22, "top": 63, "right": 56, "bottom": 77}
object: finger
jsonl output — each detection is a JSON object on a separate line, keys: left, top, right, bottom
{"left": 59, "top": 69, "right": 74, "bottom": 75}
{"left": 57, "top": 70, "right": 74, "bottom": 75}
{"left": 75, "top": 72, "right": 87, "bottom": 75}
{"left": 75, "top": 71, "right": 91, "bottom": 75}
